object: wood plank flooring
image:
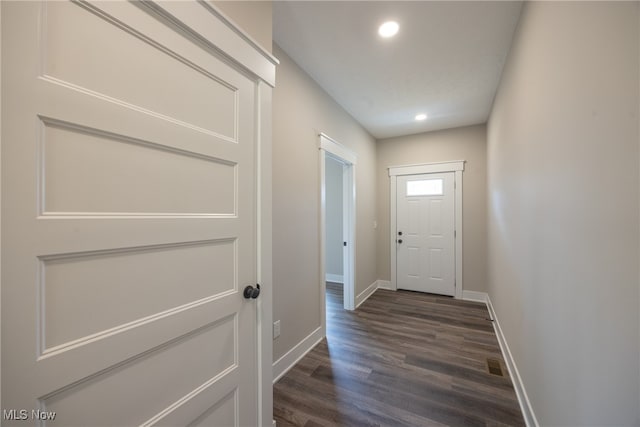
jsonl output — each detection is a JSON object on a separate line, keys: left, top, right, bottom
{"left": 273, "top": 283, "right": 525, "bottom": 427}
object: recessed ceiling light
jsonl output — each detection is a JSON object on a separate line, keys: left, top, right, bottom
{"left": 415, "top": 113, "right": 427, "bottom": 121}
{"left": 378, "top": 21, "right": 399, "bottom": 38}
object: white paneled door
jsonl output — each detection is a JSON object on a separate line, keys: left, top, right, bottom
{"left": 396, "top": 173, "right": 455, "bottom": 296}
{"left": 2, "top": 2, "right": 270, "bottom": 426}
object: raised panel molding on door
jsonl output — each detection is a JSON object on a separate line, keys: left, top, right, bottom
{"left": 1, "top": 1, "right": 276, "bottom": 426}
{"left": 396, "top": 173, "right": 455, "bottom": 295}
{"left": 389, "top": 161, "right": 465, "bottom": 299}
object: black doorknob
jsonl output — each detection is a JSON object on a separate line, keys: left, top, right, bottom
{"left": 243, "top": 284, "right": 261, "bottom": 299}
{"left": 397, "top": 239, "right": 403, "bottom": 244}
{"left": 398, "top": 231, "right": 403, "bottom": 236}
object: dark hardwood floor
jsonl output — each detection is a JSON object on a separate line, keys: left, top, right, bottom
{"left": 273, "top": 283, "right": 525, "bottom": 427}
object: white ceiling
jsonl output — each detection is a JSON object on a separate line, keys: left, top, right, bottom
{"left": 273, "top": 1, "right": 523, "bottom": 139}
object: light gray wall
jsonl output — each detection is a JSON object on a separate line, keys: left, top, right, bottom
{"left": 487, "top": 2, "right": 639, "bottom": 425}
{"left": 272, "top": 44, "right": 377, "bottom": 361}
{"left": 212, "top": 1, "right": 272, "bottom": 53}
{"left": 325, "top": 156, "right": 343, "bottom": 278}
{"left": 376, "top": 124, "right": 487, "bottom": 292}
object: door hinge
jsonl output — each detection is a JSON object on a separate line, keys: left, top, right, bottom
{"left": 454, "top": 230, "right": 456, "bottom": 238}
{"left": 343, "top": 241, "right": 347, "bottom": 246}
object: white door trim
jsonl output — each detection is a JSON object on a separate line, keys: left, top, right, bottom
{"left": 319, "top": 133, "right": 357, "bottom": 339}
{"left": 142, "top": 1, "right": 279, "bottom": 87}
{"left": 256, "top": 81, "right": 273, "bottom": 427}
{"left": 389, "top": 161, "right": 464, "bottom": 299}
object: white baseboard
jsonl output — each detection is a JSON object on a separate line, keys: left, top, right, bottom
{"left": 462, "top": 290, "right": 488, "bottom": 303}
{"left": 325, "top": 273, "right": 344, "bottom": 284}
{"left": 272, "top": 326, "right": 323, "bottom": 384}
{"left": 376, "top": 280, "right": 393, "bottom": 290}
{"left": 486, "top": 295, "right": 539, "bottom": 427}
{"left": 355, "top": 280, "right": 378, "bottom": 308}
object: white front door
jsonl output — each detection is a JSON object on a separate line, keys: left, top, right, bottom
{"left": 396, "top": 173, "right": 455, "bottom": 296}
{"left": 2, "top": 2, "right": 261, "bottom": 425}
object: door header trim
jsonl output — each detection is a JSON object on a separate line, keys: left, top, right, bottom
{"left": 319, "top": 133, "right": 357, "bottom": 165}
{"left": 136, "top": 1, "right": 278, "bottom": 86}
{"left": 388, "top": 160, "right": 465, "bottom": 176}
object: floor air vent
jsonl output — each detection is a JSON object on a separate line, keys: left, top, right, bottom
{"left": 486, "top": 358, "right": 504, "bottom": 377}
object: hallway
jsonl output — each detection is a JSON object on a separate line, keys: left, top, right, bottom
{"left": 273, "top": 284, "right": 525, "bottom": 426}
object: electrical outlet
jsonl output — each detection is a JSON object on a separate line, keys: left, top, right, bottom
{"left": 273, "top": 320, "right": 281, "bottom": 339}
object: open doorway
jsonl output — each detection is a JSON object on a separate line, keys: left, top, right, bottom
{"left": 319, "top": 133, "right": 356, "bottom": 338}
{"left": 324, "top": 156, "right": 346, "bottom": 336}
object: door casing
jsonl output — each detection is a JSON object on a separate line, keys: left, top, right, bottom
{"left": 389, "top": 161, "right": 465, "bottom": 299}
{"left": 319, "top": 133, "right": 357, "bottom": 337}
